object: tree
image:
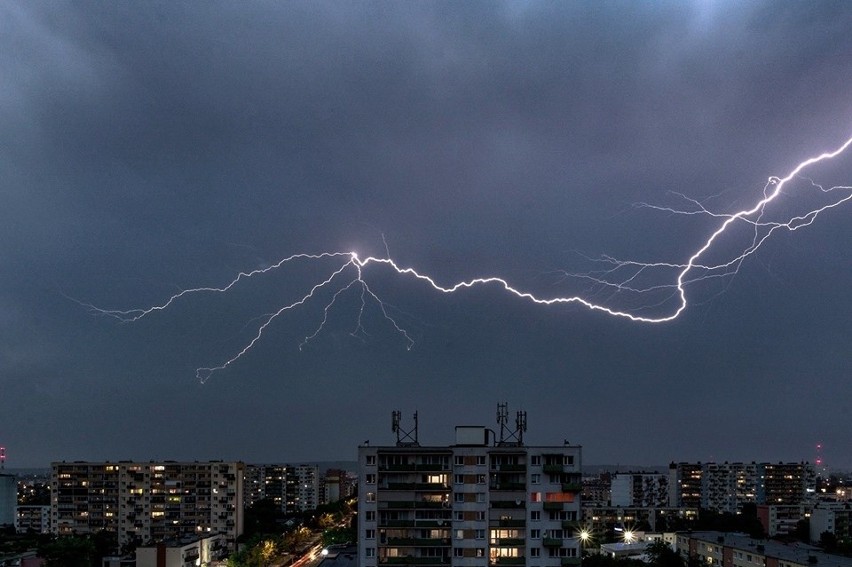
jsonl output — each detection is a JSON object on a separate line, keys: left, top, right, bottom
{"left": 38, "top": 536, "right": 96, "bottom": 567}
{"left": 819, "top": 531, "right": 838, "bottom": 551}
{"left": 645, "top": 540, "right": 684, "bottom": 567}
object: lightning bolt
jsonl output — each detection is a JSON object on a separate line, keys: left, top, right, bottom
{"left": 84, "top": 136, "right": 852, "bottom": 382}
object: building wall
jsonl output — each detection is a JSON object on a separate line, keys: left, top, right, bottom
{"left": 51, "top": 461, "right": 244, "bottom": 549}
{"left": 610, "top": 473, "right": 668, "bottom": 508}
{"left": 676, "top": 531, "right": 852, "bottom": 567}
{"left": 136, "top": 533, "right": 228, "bottom": 567}
{"left": 16, "top": 505, "right": 51, "bottom": 534}
{"left": 668, "top": 462, "right": 815, "bottom": 513}
{"left": 810, "top": 502, "right": 852, "bottom": 544}
{"left": 358, "top": 431, "right": 582, "bottom": 567}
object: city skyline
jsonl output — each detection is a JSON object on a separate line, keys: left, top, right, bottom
{"left": 1, "top": 2, "right": 851, "bottom": 469}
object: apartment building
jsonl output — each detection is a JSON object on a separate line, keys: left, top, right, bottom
{"left": 136, "top": 533, "right": 228, "bottom": 567}
{"left": 610, "top": 473, "right": 668, "bottom": 508}
{"left": 668, "top": 462, "right": 815, "bottom": 513}
{"left": 16, "top": 505, "right": 51, "bottom": 534}
{"left": 809, "top": 502, "right": 852, "bottom": 545}
{"left": 582, "top": 506, "right": 697, "bottom": 534}
{"left": 244, "top": 463, "right": 319, "bottom": 513}
{"left": 51, "top": 461, "right": 244, "bottom": 550}
{"left": 669, "top": 463, "right": 703, "bottom": 509}
{"left": 756, "top": 504, "right": 805, "bottom": 537}
{"left": 676, "top": 531, "right": 852, "bottom": 567}
{"left": 358, "top": 413, "right": 582, "bottom": 567}
{"left": 293, "top": 464, "right": 319, "bottom": 511}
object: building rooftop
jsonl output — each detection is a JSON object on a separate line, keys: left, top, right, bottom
{"left": 686, "top": 531, "right": 852, "bottom": 567}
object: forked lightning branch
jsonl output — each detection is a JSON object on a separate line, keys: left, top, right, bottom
{"left": 82, "top": 136, "right": 852, "bottom": 382}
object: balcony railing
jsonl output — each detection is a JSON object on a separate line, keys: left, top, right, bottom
{"left": 496, "top": 538, "right": 526, "bottom": 546}
{"left": 382, "top": 501, "right": 446, "bottom": 509}
{"left": 380, "top": 464, "right": 417, "bottom": 472}
{"left": 491, "top": 464, "right": 526, "bottom": 472}
{"left": 380, "top": 520, "right": 416, "bottom": 527}
{"left": 561, "top": 557, "right": 582, "bottom": 566}
{"left": 543, "top": 502, "right": 564, "bottom": 511}
{"left": 490, "top": 501, "right": 525, "bottom": 509}
{"left": 381, "top": 557, "right": 450, "bottom": 565}
{"left": 561, "top": 483, "right": 582, "bottom": 493}
{"left": 492, "top": 557, "right": 525, "bottom": 565}
{"left": 386, "top": 538, "right": 450, "bottom": 547}
{"left": 543, "top": 538, "right": 563, "bottom": 547}
{"left": 496, "top": 519, "right": 526, "bottom": 528}
{"left": 543, "top": 464, "right": 564, "bottom": 474}
{"left": 490, "top": 483, "right": 526, "bottom": 491}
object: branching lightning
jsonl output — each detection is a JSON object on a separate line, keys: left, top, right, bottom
{"left": 84, "top": 136, "right": 852, "bottom": 382}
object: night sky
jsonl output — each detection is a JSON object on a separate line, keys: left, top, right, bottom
{"left": 2, "top": 2, "right": 851, "bottom": 470}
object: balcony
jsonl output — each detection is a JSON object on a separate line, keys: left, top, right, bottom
{"left": 415, "top": 463, "right": 448, "bottom": 472}
{"left": 380, "top": 520, "right": 416, "bottom": 528}
{"left": 543, "top": 538, "right": 563, "bottom": 548}
{"left": 497, "top": 538, "right": 525, "bottom": 546}
{"left": 383, "top": 501, "right": 446, "bottom": 510}
{"left": 492, "top": 557, "right": 525, "bottom": 565}
{"left": 381, "top": 557, "right": 450, "bottom": 565}
{"left": 386, "top": 538, "right": 449, "bottom": 547}
{"left": 490, "top": 483, "right": 526, "bottom": 491}
{"left": 543, "top": 464, "right": 564, "bottom": 474}
{"left": 561, "top": 558, "right": 582, "bottom": 566}
{"left": 490, "top": 501, "right": 525, "bottom": 509}
{"left": 491, "top": 464, "right": 526, "bottom": 473}
{"left": 416, "top": 483, "right": 450, "bottom": 491}
{"left": 385, "top": 483, "right": 417, "bottom": 490}
{"left": 381, "top": 464, "right": 417, "bottom": 472}
{"left": 543, "top": 502, "right": 564, "bottom": 511}
{"left": 497, "top": 519, "right": 526, "bottom": 528}
{"left": 561, "top": 483, "right": 582, "bottom": 493}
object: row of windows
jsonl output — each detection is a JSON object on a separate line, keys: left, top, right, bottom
{"left": 364, "top": 454, "right": 576, "bottom": 466}
{"left": 362, "top": 546, "right": 577, "bottom": 558}
{"left": 366, "top": 472, "right": 565, "bottom": 485}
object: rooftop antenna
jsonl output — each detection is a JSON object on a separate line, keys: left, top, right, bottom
{"left": 392, "top": 410, "right": 419, "bottom": 447}
{"left": 496, "top": 403, "right": 526, "bottom": 446}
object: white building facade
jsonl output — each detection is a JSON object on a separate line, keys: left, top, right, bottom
{"left": 358, "top": 425, "right": 582, "bottom": 567}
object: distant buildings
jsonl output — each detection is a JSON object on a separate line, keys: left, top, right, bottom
{"left": 51, "top": 461, "right": 244, "bottom": 550}
{"left": 16, "top": 504, "right": 51, "bottom": 534}
{"left": 668, "top": 462, "right": 816, "bottom": 513}
{"left": 810, "top": 502, "right": 852, "bottom": 545}
{"left": 610, "top": 472, "right": 669, "bottom": 508}
{"left": 358, "top": 408, "right": 583, "bottom": 567}
{"left": 244, "top": 463, "right": 320, "bottom": 513}
{"left": 323, "top": 468, "right": 356, "bottom": 505}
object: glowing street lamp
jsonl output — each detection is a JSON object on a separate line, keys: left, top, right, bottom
{"left": 623, "top": 530, "right": 635, "bottom": 543}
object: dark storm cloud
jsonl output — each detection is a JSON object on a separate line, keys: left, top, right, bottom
{"left": 1, "top": 1, "right": 851, "bottom": 468}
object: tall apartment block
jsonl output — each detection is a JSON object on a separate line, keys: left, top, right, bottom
{"left": 244, "top": 464, "right": 319, "bottom": 513}
{"left": 610, "top": 473, "right": 668, "bottom": 508}
{"left": 293, "top": 464, "right": 319, "bottom": 511}
{"left": 51, "top": 461, "right": 244, "bottom": 550}
{"left": 358, "top": 408, "right": 583, "bottom": 567}
{"left": 668, "top": 462, "right": 815, "bottom": 513}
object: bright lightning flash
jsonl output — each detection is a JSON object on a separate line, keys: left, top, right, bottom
{"left": 84, "top": 136, "right": 852, "bottom": 382}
